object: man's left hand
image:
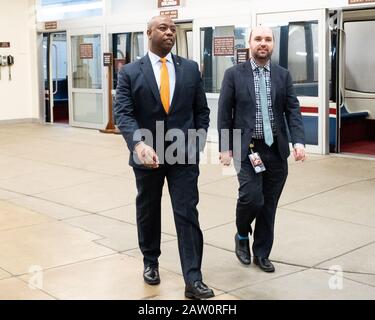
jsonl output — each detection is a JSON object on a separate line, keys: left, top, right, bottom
{"left": 293, "top": 145, "right": 306, "bottom": 162}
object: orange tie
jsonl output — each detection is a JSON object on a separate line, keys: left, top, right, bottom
{"left": 160, "top": 57, "right": 170, "bottom": 113}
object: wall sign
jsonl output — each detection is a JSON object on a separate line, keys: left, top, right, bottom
{"left": 236, "top": 48, "right": 249, "bottom": 64}
{"left": 213, "top": 37, "right": 235, "bottom": 56}
{"left": 158, "top": 0, "right": 180, "bottom": 8}
{"left": 45, "top": 21, "right": 57, "bottom": 30}
{"left": 160, "top": 9, "right": 178, "bottom": 19}
{"left": 80, "top": 44, "right": 93, "bottom": 59}
{"left": 349, "top": 0, "right": 375, "bottom": 4}
{"left": 103, "top": 53, "right": 113, "bottom": 66}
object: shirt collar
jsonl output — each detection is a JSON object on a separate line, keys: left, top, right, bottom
{"left": 148, "top": 51, "right": 173, "bottom": 66}
{"left": 250, "top": 58, "right": 271, "bottom": 72}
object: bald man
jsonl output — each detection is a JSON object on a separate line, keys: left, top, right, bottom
{"left": 115, "top": 16, "right": 213, "bottom": 299}
{"left": 218, "top": 26, "right": 306, "bottom": 272}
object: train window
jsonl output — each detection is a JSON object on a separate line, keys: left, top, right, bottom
{"left": 345, "top": 21, "right": 375, "bottom": 93}
{"left": 288, "top": 24, "right": 308, "bottom": 82}
{"left": 111, "top": 32, "right": 144, "bottom": 89}
{"left": 271, "top": 21, "right": 318, "bottom": 97}
{"left": 200, "top": 26, "right": 249, "bottom": 93}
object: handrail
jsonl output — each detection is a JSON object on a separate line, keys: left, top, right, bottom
{"left": 52, "top": 44, "right": 58, "bottom": 95}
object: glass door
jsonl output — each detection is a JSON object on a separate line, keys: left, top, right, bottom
{"left": 68, "top": 28, "right": 106, "bottom": 129}
{"left": 257, "top": 9, "right": 329, "bottom": 154}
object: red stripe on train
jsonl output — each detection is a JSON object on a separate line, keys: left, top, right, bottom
{"left": 300, "top": 106, "right": 337, "bottom": 115}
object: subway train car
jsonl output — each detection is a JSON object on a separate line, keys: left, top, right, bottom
{"left": 36, "top": 0, "right": 375, "bottom": 157}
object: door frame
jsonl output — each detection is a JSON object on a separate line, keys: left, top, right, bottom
{"left": 336, "top": 9, "right": 375, "bottom": 154}
{"left": 256, "top": 9, "right": 330, "bottom": 155}
{"left": 41, "top": 31, "right": 68, "bottom": 124}
{"left": 194, "top": 15, "right": 252, "bottom": 142}
{"left": 67, "top": 26, "right": 107, "bottom": 129}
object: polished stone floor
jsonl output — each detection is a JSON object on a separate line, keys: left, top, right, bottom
{"left": 0, "top": 123, "right": 374, "bottom": 300}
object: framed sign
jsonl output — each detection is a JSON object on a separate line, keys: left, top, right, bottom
{"left": 236, "top": 48, "right": 249, "bottom": 64}
{"left": 45, "top": 21, "right": 57, "bottom": 30}
{"left": 349, "top": 0, "right": 375, "bottom": 3}
{"left": 160, "top": 9, "right": 178, "bottom": 19}
{"left": 158, "top": 0, "right": 180, "bottom": 8}
{"left": 213, "top": 37, "right": 235, "bottom": 56}
{"left": 80, "top": 43, "right": 93, "bottom": 59}
{"left": 103, "top": 53, "right": 113, "bottom": 66}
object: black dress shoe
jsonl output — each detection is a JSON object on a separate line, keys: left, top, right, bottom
{"left": 185, "top": 281, "right": 215, "bottom": 300}
{"left": 235, "top": 233, "right": 251, "bottom": 265}
{"left": 253, "top": 256, "right": 275, "bottom": 272}
{"left": 143, "top": 266, "right": 160, "bottom": 285}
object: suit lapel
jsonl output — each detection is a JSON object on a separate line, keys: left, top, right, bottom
{"left": 140, "top": 54, "right": 163, "bottom": 107}
{"left": 243, "top": 60, "right": 256, "bottom": 106}
{"left": 169, "top": 54, "right": 183, "bottom": 114}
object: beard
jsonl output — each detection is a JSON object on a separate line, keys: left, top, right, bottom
{"left": 252, "top": 48, "right": 273, "bottom": 61}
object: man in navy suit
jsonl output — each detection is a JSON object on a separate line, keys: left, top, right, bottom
{"left": 218, "top": 26, "right": 306, "bottom": 272}
{"left": 115, "top": 15, "right": 214, "bottom": 299}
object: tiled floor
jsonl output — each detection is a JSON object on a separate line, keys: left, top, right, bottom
{"left": 0, "top": 123, "right": 374, "bottom": 300}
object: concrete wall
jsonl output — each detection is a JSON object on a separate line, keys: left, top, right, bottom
{"left": 0, "top": 0, "right": 38, "bottom": 122}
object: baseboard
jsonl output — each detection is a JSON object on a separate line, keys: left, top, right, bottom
{"left": 0, "top": 118, "right": 40, "bottom": 125}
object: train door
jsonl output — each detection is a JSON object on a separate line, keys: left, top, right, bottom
{"left": 111, "top": 31, "right": 145, "bottom": 91}
{"left": 172, "top": 21, "right": 193, "bottom": 59}
{"left": 68, "top": 27, "right": 106, "bottom": 129}
{"left": 43, "top": 32, "right": 69, "bottom": 124}
{"left": 109, "top": 30, "right": 145, "bottom": 130}
{"left": 197, "top": 16, "right": 252, "bottom": 142}
{"left": 257, "top": 9, "right": 330, "bottom": 154}
{"left": 336, "top": 9, "right": 375, "bottom": 156}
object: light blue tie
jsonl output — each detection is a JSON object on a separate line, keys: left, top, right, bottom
{"left": 259, "top": 67, "right": 273, "bottom": 146}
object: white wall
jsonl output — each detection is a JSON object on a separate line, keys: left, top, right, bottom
{"left": 107, "top": 0, "right": 252, "bottom": 24}
{"left": 0, "top": 0, "right": 39, "bottom": 122}
{"left": 251, "top": 0, "right": 372, "bottom": 12}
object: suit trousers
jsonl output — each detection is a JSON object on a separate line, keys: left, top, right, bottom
{"left": 234, "top": 138, "right": 288, "bottom": 258}
{"left": 133, "top": 164, "right": 203, "bottom": 284}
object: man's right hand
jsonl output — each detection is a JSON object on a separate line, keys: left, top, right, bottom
{"left": 135, "top": 142, "right": 159, "bottom": 168}
{"left": 219, "top": 150, "right": 233, "bottom": 166}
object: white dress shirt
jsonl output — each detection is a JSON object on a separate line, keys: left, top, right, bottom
{"left": 148, "top": 50, "right": 176, "bottom": 106}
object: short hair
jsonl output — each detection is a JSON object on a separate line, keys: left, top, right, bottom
{"left": 147, "top": 15, "right": 172, "bottom": 31}
{"left": 249, "top": 26, "right": 275, "bottom": 42}
{"left": 147, "top": 16, "right": 158, "bottom": 31}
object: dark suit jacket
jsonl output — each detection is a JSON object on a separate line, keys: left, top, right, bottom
{"left": 115, "top": 53, "right": 210, "bottom": 168}
{"left": 218, "top": 60, "right": 305, "bottom": 161}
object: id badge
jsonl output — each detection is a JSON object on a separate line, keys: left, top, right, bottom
{"left": 248, "top": 152, "right": 266, "bottom": 174}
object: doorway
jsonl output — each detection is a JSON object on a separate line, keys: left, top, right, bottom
{"left": 337, "top": 10, "right": 375, "bottom": 156}
{"left": 257, "top": 9, "right": 328, "bottom": 154}
{"left": 172, "top": 21, "right": 193, "bottom": 59}
{"left": 43, "top": 32, "right": 69, "bottom": 124}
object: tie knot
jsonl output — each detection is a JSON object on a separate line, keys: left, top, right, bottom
{"left": 160, "top": 57, "right": 167, "bottom": 64}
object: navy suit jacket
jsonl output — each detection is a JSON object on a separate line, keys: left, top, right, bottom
{"left": 115, "top": 53, "right": 210, "bottom": 168}
{"left": 218, "top": 60, "right": 305, "bottom": 161}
